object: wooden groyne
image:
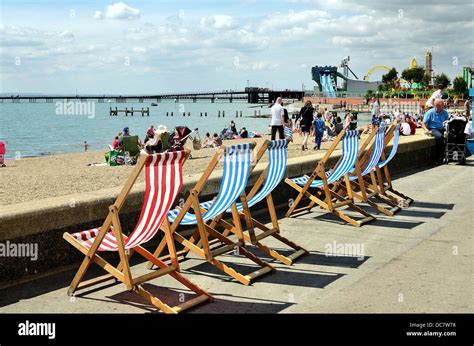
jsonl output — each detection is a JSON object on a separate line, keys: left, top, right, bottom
{"left": 109, "top": 107, "right": 149, "bottom": 116}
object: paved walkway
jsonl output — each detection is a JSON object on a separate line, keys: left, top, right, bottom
{"left": 1, "top": 160, "right": 472, "bottom": 313}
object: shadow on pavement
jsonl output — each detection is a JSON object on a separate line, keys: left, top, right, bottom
{"left": 410, "top": 201, "right": 455, "bottom": 210}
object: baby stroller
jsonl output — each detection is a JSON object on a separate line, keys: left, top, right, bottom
{"left": 444, "top": 117, "right": 467, "bottom": 165}
{"left": 169, "top": 126, "right": 200, "bottom": 157}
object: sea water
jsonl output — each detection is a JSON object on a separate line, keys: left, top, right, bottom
{"left": 0, "top": 100, "right": 371, "bottom": 159}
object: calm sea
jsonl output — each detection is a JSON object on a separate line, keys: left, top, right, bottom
{"left": 0, "top": 100, "right": 371, "bottom": 159}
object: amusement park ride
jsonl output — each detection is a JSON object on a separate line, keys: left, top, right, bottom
{"left": 312, "top": 52, "right": 472, "bottom": 98}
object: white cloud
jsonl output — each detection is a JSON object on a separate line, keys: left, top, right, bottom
{"left": 200, "top": 15, "right": 237, "bottom": 29}
{"left": 93, "top": 11, "right": 104, "bottom": 20}
{"left": 58, "top": 30, "right": 74, "bottom": 42}
{"left": 105, "top": 2, "right": 140, "bottom": 20}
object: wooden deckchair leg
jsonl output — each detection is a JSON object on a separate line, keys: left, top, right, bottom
{"left": 266, "top": 194, "right": 279, "bottom": 232}
{"left": 110, "top": 208, "right": 133, "bottom": 290}
{"left": 239, "top": 195, "right": 257, "bottom": 244}
{"left": 230, "top": 203, "right": 246, "bottom": 243}
{"left": 162, "top": 218, "right": 179, "bottom": 270}
{"left": 67, "top": 214, "right": 113, "bottom": 295}
{"left": 192, "top": 193, "right": 212, "bottom": 260}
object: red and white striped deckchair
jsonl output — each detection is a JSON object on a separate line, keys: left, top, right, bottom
{"left": 63, "top": 150, "right": 211, "bottom": 313}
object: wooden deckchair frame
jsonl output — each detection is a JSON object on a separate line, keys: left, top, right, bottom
{"left": 197, "top": 140, "right": 308, "bottom": 265}
{"left": 149, "top": 142, "right": 274, "bottom": 286}
{"left": 63, "top": 151, "right": 212, "bottom": 314}
{"left": 370, "top": 125, "right": 414, "bottom": 207}
{"left": 285, "top": 130, "right": 376, "bottom": 227}
{"left": 332, "top": 125, "right": 401, "bottom": 217}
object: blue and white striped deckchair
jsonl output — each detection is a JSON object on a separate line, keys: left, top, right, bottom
{"left": 373, "top": 125, "right": 413, "bottom": 207}
{"left": 285, "top": 129, "right": 376, "bottom": 227}
{"left": 202, "top": 140, "right": 307, "bottom": 265}
{"left": 149, "top": 142, "right": 274, "bottom": 286}
{"left": 333, "top": 124, "right": 401, "bottom": 216}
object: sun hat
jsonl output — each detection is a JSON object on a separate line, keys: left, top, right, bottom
{"left": 155, "top": 124, "right": 168, "bottom": 136}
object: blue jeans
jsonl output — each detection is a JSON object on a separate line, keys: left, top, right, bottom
{"left": 315, "top": 132, "right": 323, "bottom": 149}
{"left": 429, "top": 128, "right": 445, "bottom": 161}
{"left": 429, "top": 128, "right": 444, "bottom": 139}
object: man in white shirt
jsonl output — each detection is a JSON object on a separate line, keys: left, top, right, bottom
{"left": 425, "top": 83, "right": 447, "bottom": 109}
{"left": 464, "top": 116, "right": 473, "bottom": 139}
{"left": 270, "top": 97, "right": 284, "bottom": 140}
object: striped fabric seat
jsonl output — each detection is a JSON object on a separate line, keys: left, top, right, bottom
{"left": 167, "top": 143, "right": 253, "bottom": 225}
{"left": 378, "top": 125, "right": 400, "bottom": 168}
{"left": 349, "top": 124, "right": 386, "bottom": 180}
{"left": 72, "top": 151, "right": 186, "bottom": 251}
{"left": 233, "top": 139, "right": 288, "bottom": 211}
{"left": 290, "top": 130, "right": 360, "bottom": 188}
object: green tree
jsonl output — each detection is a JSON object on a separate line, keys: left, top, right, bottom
{"left": 382, "top": 67, "right": 398, "bottom": 88}
{"left": 434, "top": 73, "right": 451, "bottom": 88}
{"left": 401, "top": 66, "right": 425, "bottom": 83}
{"left": 452, "top": 76, "right": 468, "bottom": 93}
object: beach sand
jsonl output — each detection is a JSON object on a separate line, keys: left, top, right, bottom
{"left": 2, "top": 129, "right": 425, "bottom": 206}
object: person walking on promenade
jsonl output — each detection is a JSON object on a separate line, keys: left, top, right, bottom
{"left": 464, "top": 98, "right": 471, "bottom": 118}
{"left": 270, "top": 97, "right": 285, "bottom": 140}
{"left": 296, "top": 100, "right": 314, "bottom": 151}
{"left": 370, "top": 95, "right": 381, "bottom": 126}
{"left": 313, "top": 113, "right": 325, "bottom": 150}
{"left": 422, "top": 99, "right": 449, "bottom": 164}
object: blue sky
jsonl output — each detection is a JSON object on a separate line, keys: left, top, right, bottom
{"left": 1, "top": 0, "right": 473, "bottom": 93}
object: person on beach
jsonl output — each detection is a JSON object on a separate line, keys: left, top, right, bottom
{"left": 296, "top": 100, "right": 314, "bottom": 151}
{"left": 406, "top": 116, "right": 417, "bottom": 135}
{"left": 83, "top": 141, "right": 89, "bottom": 151}
{"left": 229, "top": 121, "right": 238, "bottom": 135}
{"left": 202, "top": 132, "right": 213, "bottom": 148}
{"left": 283, "top": 110, "right": 293, "bottom": 142}
{"left": 240, "top": 127, "right": 249, "bottom": 138}
{"left": 334, "top": 116, "right": 344, "bottom": 135}
{"left": 144, "top": 125, "right": 168, "bottom": 153}
{"left": 212, "top": 133, "right": 223, "bottom": 147}
{"left": 112, "top": 136, "right": 119, "bottom": 149}
{"left": 118, "top": 127, "right": 130, "bottom": 146}
{"left": 144, "top": 125, "right": 155, "bottom": 144}
{"left": 370, "top": 95, "right": 381, "bottom": 126}
{"left": 313, "top": 113, "right": 325, "bottom": 150}
{"left": 400, "top": 117, "right": 412, "bottom": 136}
{"left": 270, "top": 97, "right": 285, "bottom": 140}
{"left": 425, "top": 83, "right": 447, "bottom": 109}
{"left": 464, "top": 98, "right": 471, "bottom": 118}
{"left": 422, "top": 99, "right": 449, "bottom": 164}
{"left": 350, "top": 113, "right": 358, "bottom": 130}
{"left": 343, "top": 112, "right": 351, "bottom": 129}
{"left": 323, "top": 108, "right": 330, "bottom": 121}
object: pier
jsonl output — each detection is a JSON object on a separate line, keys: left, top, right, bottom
{"left": 0, "top": 88, "right": 304, "bottom": 104}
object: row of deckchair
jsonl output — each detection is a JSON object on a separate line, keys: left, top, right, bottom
{"left": 63, "top": 124, "right": 412, "bottom": 313}
{"left": 286, "top": 124, "right": 412, "bottom": 226}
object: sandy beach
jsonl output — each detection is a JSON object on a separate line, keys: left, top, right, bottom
{"left": 1, "top": 129, "right": 426, "bottom": 206}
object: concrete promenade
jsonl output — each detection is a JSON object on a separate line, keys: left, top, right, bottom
{"left": 1, "top": 158, "right": 472, "bottom": 313}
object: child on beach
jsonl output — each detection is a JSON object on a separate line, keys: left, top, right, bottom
{"left": 283, "top": 110, "right": 293, "bottom": 142}
{"left": 202, "top": 132, "right": 213, "bottom": 148}
{"left": 83, "top": 141, "right": 89, "bottom": 151}
{"left": 313, "top": 113, "right": 325, "bottom": 150}
{"left": 112, "top": 136, "right": 119, "bottom": 149}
